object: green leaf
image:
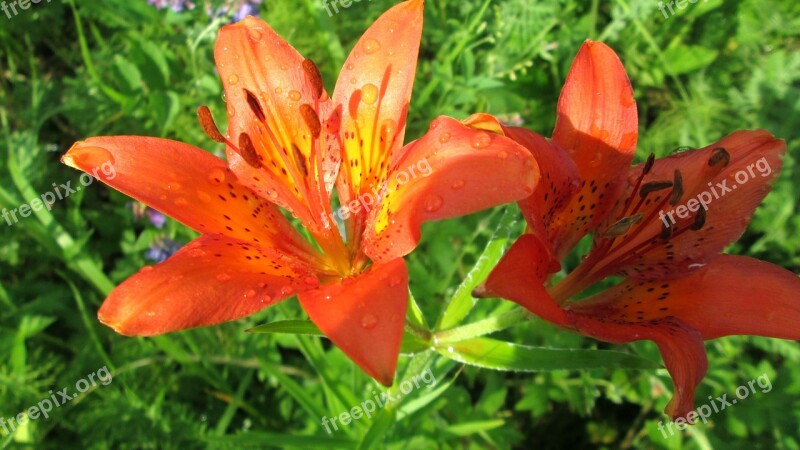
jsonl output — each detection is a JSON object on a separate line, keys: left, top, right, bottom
{"left": 439, "top": 337, "right": 660, "bottom": 371}
{"left": 445, "top": 419, "right": 505, "bottom": 436}
{"left": 247, "top": 320, "right": 323, "bottom": 336}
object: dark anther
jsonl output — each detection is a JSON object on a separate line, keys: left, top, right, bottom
{"left": 300, "top": 104, "right": 321, "bottom": 139}
{"left": 197, "top": 106, "right": 226, "bottom": 143}
{"left": 643, "top": 153, "right": 655, "bottom": 174}
{"left": 604, "top": 214, "right": 643, "bottom": 237}
{"left": 244, "top": 89, "right": 266, "bottom": 122}
{"left": 239, "top": 133, "right": 262, "bottom": 168}
{"left": 708, "top": 147, "right": 730, "bottom": 167}
{"left": 639, "top": 180, "right": 673, "bottom": 198}
{"left": 291, "top": 143, "right": 308, "bottom": 177}
{"left": 302, "top": 59, "right": 324, "bottom": 100}
{"left": 669, "top": 169, "right": 683, "bottom": 206}
{"left": 690, "top": 206, "right": 707, "bottom": 230}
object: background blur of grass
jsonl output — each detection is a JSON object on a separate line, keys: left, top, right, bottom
{"left": 1, "top": 0, "right": 799, "bottom": 448}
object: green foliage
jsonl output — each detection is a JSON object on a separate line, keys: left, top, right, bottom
{"left": 1, "top": 0, "right": 799, "bottom": 448}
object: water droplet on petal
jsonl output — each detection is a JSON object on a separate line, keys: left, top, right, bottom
{"left": 451, "top": 179, "right": 465, "bottom": 190}
{"left": 263, "top": 295, "right": 272, "bottom": 303}
{"left": 228, "top": 74, "right": 239, "bottom": 85}
{"left": 363, "top": 39, "right": 381, "bottom": 54}
{"left": 346, "top": 63, "right": 355, "bottom": 70}
{"left": 166, "top": 181, "right": 182, "bottom": 191}
{"left": 423, "top": 194, "right": 444, "bottom": 212}
{"left": 227, "top": 105, "right": 236, "bottom": 117}
{"left": 389, "top": 276, "right": 402, "bottom": 287}
{"left": 140, "top": 266, "right": 154, "bottom": 273}
{"left": 188, "top": 248, "right": 205, "bottom": 258}
{"left": 248, "top": 29, "right": 262, "bottom": 42}
{"left": 438, "top": 132, "right": 451, "bottom": 143}
{"left": 216, "top": 273, "right": 232, "bottom": 282}
{"left": 361, "top": 314, "right": 378, "bottom": 329}
{"left": 146, "top": 311, "right": 156, "bottom": 317}
{"left": 209, "top": 168, "right": 226, "bottom": 185}
{"left": 304, "top": 276, "right": 320, "bottom": 288}
{"left": 280, "top": 286, "right": 293, "bottom": 296}
{"left": 471, "top": 132, "right": 491, "bottom": 149}
{"left": 447, "top": 346, "right": 454, "bottom": 353}
{"left": 245, "top": 289, "right": 256, "bottom": 298}
{"left": 361, "top": 83, "right": 378, "bottom": 104}
{"left": 174, "top": 197, "right": 188, "bottom": 206}
{"left": 497, "top": 150, "right": 508, "bottom": 160}
{"left": 288, "top": 90, "right": 302, "bottom": 101}
{"left": 197, "top": 191, "right": 212, "bottom": 203}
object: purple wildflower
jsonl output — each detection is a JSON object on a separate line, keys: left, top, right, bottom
{"left": 147, "top": 0, "right": 196, "bottom": 12}
{"left": 131, "top": 203, "right": 167, "bottom": 229}
{"left": 146, "top": 238, "right": 183, "bottom": 263}
{"left": 206, "top": 0, "right": 263, "bottom": 23}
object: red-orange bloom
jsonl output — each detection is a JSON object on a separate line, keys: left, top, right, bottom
{"left": 62, "top": 0, "right": 537, "bottom": 385}
{"left": 481, "top": 40, "right": 800, "bottom": 420}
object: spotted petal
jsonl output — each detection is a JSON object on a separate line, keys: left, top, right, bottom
{"left": 98, "top": 234, "right": 319, "bottom": 336}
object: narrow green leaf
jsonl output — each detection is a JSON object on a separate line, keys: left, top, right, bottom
{"left": 445, "top": 419, "right": 505, "bottom": 436}
{"left": 438, "top": 337, "right": 660, "bottom": 371}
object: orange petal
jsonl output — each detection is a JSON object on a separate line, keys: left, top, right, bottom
{"left": 501, "top": 126, "right": 580, "bottom": 269}
{"left": 589, "top": 130, "right": 785, "bottom": 281}
{"left": 62, "top": 137, "right": 317, "bottom": 262}
{"left": 549, "top": 40, "right": 639, "bottom": 258}
{"left": 215, "top": 16, "right": 338, "bottom": 232}
{"left": 298, "top": 258, "right": 409, "bottom": 385}
{"left": 98, "top": 234, "right": 319, "bottom": 336}
{"left": 332, "top": 0, "right": 423, "bottom": 224}
{"left": 482, "top": 234, "right": 570, "bottom": 326}
{"left": 569, "top": 312, "right": 707, "bottom": 421}
{"left": 570, "top": 255, "right": 800, "bottom": 341}
{"left": 362, "top": 115, "right": 538, "bottom": 263}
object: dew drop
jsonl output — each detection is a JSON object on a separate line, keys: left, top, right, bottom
{"left": 228, "top": 74, "right": 239, "bottom": 85}
{"left": 389, "top": 276, "right": 402, "bottom": 287}
{"left": 447, "top": 346, "right": 454, "bottom": 353}
{"left": 423, "top": 194, "right": 444, "bottom": 212}
{"left": 280, "top": 286, "right": 293, "bottom": 296}
{"left": 227, "top": 105, "right": 236, "bottom": 117}
{"left": 451, "top": 179, "right": 465, "bottom": 190}
{"left": 363, "top": 39, "right": 381, "bottom": 54}
{"left": 497, "top": 150, "right": 508, "bottom": 160}
{"left": 471, "top": 132, "right": 491, "bottom": 149}
{"left": 288, "top": 90, "right": 302, "bottom": 101}
{"left": 361, "top": 83, "right": 379, "bottom": 104}
{"left": 140, "top": 266, "right": 154, "bottom": 273}
{"left": 438, "top": 132, "right": 451, "bottom": 143}
{"left": 166, "top": 181, "right": 182, "bottom": 191}
{"left": 248, "top": 29, "right": 262, "bottom": 42}
{"left": 146, "top": 311, "right": 156, "bottom": 317}
{"left": 216, "top": 273, "right": 232, "bottom": 282}
{"left": 188, "top": 248, "right": 205, "bottom": 258}
{"left": 245, "top": 289, "right": 257, "bottom": 298}
{"left": 346, "top": 63, "right": 355, "bottom": 70}
{"left": 209, "top": 168, "right": 226, "bottom": 185}
{"left": 197, "top": 191, "right": 212, "bottom": 203}
{"left": 360, "top": 314, "right": 378, "bottom": 329}
{"left": 263, "top": 295, "right": 272, "bottom": 303}
{"left": 174, "top": 197, "right": 189, "bottom": 206}
{"left": 304, "top": 276, "right": 320, "bottom": 288}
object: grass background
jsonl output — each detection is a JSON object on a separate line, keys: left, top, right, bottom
{"left": 1, "top": 0, "right": 799, "bottom": 448}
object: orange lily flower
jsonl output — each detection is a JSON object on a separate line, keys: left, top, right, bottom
{"left": 62, "top": 0, "right": 537, "bottom": 385}
{"left": 480, "top": 40, "right": 800, "bottom": 420}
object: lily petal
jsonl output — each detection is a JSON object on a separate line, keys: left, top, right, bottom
{"left": 569, "top": 312, "right": 707, "bottom": 421}
{"left": 549, "top": 40, "right": 638, "bottom": 258}
{"left": 482, "top": 234, "right": 570, "bottom": 326}
{"left": 98, "top": 234, "right": 319, "bottom": 336}
{"left": 591, "top": 130, "right": 785, "bottom": 281}
{"left": 501, "top": 126, "right": 580, "bottom": 269}
{"left": 62, "top": 137, "right": 316, "bottom": 261}
{"left": 298, "top": 258, "right": 409, "bottom": 385}
{"left": 332, "top": 0, "right": 423, "bottom": 214}
{"left": 215, "top": 16, "right": 338, "bottom": 232}
{"left": 363, "top": 115, "right": 538, "bottom": 263}
{"left": 570, "top": 255, "right": 800, "bottom": 341}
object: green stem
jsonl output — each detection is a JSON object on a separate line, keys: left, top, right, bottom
{"left": 433, "top": 307, "right": 531, "bottom": 345}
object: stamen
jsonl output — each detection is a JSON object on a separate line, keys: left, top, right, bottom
{"left": 643, "top": 153, "right": 656, "bottom": 174}
{"left": 604, "top": 214, "right": 643, "bottom": 237}
{"left": 197, "top": 106, "right": 226, "bottom": 143}
{"left": 292, "top": 143, "right": 308, "bottom": 177}
{"left": 708, "top": 147, "right": 730, "bottom": 167}
{"left": 244, "top": 89, "right": 266, "bottom": 122}
{"left": 690, "top": 206, "right": 706, "bottom": 230}
{"left": 639, "top": 180, "right": 673, "bottom": 198}
{"left": 302, "top": 58, "right": 324, "bottom": 100}
{"left": 238, "top": 133, "right": 262, "bottom": 168}
{"left": 669, "top": 169, "right": 683, "bottom": 205}
{"left": 300, "top": 104, "right": 321, "bottom": 139}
